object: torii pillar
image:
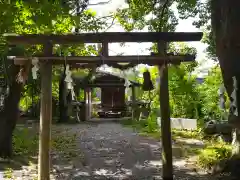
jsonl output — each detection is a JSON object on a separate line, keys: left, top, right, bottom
{"left": 38, "top": 42, "right": 53, "bottom": 180}
{"left": 158, "top": 41, "right": 173, "bottom": 180}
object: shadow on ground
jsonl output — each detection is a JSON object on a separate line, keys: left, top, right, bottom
{"left": 0, "top": 120, "right": 235, "bottom": 180}
{"left": 51, "top": 121, "right": 218, "bottom": 180}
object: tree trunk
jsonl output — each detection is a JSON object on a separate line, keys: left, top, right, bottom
{"left": 211, "top": 0, "right": 240, "bottom": 156}
{"left": 0, "top": 65, "right": 22, "bottom": 158}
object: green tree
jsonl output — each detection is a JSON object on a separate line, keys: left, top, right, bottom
{"left": 116, "top": 0, "right": 178, "bottom": 32}
{"left": 122, "top": 0, "right": 240, "bottom": 164}
{"left": 0, "top": 0, "right": 108, "bottom": 157}
{"left": 199, "top": 66, "right": 227, "bottom": 120}
{"left": 178, "top": 0, "right": 240, "bottom": 157}
{"left": 116, "top": 0, "right": 200, "bottom": 118}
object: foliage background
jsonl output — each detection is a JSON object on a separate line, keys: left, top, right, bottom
{"left": 0, "top": 0, "right": 226, "bottom": 125}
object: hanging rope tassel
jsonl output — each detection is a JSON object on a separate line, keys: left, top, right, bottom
{"left": 142, "top": 70, "right": 154, "bottom": 91}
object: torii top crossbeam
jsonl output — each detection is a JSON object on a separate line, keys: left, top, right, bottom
{"left": 4, "top": 32, "right": 203, "bottom": 44}
{"left": 5, "top": 32, "right": 203, "bottom": 66}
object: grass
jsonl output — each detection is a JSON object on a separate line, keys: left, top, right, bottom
{"left": 172, "top": 129, "right": 202, "bottom": 140}
{"left": 12, "top": 126, "right": 80, "bottom": 159}
{"left": 1, "top": 124, "right": 81, "bottom": 179}
{"left": 120, "top": 118, "right": 232, "bottom": 170}
{"left": 120, "top": 119, "right": 202, "bottom": 140}
{"left": 0, "top": 126, "right": 39, "bottom": 179}
{"left": 13, "top": 127, "right": 38, "bottom": 157}
{"left": 51, "top": 128, "right": 80, "bottom": 160}
{"left": 3, "top": 167, "right": 13, "bottom": 179}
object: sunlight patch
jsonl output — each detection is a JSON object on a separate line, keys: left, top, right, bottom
{"left": 173, "top": 160, "right": 187, "bottom": 167}
{"left": 98, "top": 147, "right": 114, "bottom": 152}
{"left": 148, "top": 159, "right": 188, "bottom": 168}
{"left": 94, "top": 168, "right": 133, "bottom": 178}
{"left": 94, "top": 169, "right": 112, "bottom": 176}
{"left": 73, "top": 171, "right": 90, "bottom": 177}
{"left": 149, "top": 160, "right": 162, "bottom": 167}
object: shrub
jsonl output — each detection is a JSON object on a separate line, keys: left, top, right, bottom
{"left": 197, "top": 142, "right": 232, "bottom": 169}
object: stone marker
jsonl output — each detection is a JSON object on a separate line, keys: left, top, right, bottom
{"left": 157, "top": 117, "right": 197, "bottom": 130}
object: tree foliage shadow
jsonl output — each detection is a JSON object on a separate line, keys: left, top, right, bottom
{"left": 50, "top": 122, "right": 217, "bottom": 180}
{"left": 0, "top": 120, "right": 236, "bottom": 180}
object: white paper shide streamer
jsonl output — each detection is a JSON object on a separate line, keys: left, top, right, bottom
{"left": 64, "top": 65, "right": 73, "bottom": 90}
{"left": 124, "top": 79, "right": 130, "bottom": 87}
{"left": 31, "top": 57, "right": 39, "bottom": 79}
{"left": 231, "top": 76, "right": 238, "bottom": 116}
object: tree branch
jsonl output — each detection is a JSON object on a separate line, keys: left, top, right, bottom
{"left": 103, "top": 16, "right": 116, "bottom": 32}
{"left": 88, "top": 0, "right": 111, "bottom": 6}
{"left": 95, "top": 15, "right": 114, "bottom": 22}
{"left": 159, "top": 0, "right": 170, "bottom": 31}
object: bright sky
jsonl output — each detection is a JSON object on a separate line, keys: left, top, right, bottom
{"left": 89, "top": 0, "right": 215, "bottom": 77}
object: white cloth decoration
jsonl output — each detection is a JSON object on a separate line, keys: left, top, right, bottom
{"left": 31, "top": 57, "right": 39, "bottom": 79}
{"left": 70, "top": 88, "right": 75, "bottom": 100}
{"left": 231, "top": 76, "right": 238, "bottom": 116}
{"left": 156, "top": 77, "right": 160, "bottom": 86}
{"left": 124, "top": 79, "right": 130, "bottom": 87}
{"left": 96, "top": 89, "right": 101, "bottom": 99}
{"left": 64, "top": 65, "right": 73, "bottom": 90}
{"left": 126, "top": 88, "right": 132, "bottom": 100}
{"left": 218, "top": 84, "right": 226, "bottom": 95}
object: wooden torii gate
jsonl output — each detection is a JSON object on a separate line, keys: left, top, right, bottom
{"left": 5, "top": 32, "right": 203, "bottom": 180}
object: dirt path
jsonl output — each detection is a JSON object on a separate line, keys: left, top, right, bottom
{"left": 52, "top": 122, "right": 213, "bottom": 180}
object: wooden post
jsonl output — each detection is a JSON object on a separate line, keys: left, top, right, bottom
{"left": 131, "top": 86, "right": 136, "bottom": 103}
{"left": 38, "top": 42, "right": 53, "bottom": 180}
{"left": 81, "top": 88, "right": 86, "bottom": 121}
{"left": 131, "top": 85, "right": 137, "bottom": 120}
{"left": 101, "top": 41, "right": 109, "bottom": 57}
{"left": 88, "top": 88, "right": 92, "bottom": 119}
{"left": 157, "top": 41, "right": 173, "bottom": 180}
{"left": 84, "top": 88, "right": 89, "bottom": 121}
{"left": 101, "top": 41, "right": 109, "bottom": 70}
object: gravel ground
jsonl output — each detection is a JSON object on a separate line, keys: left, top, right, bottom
{"left": 51, "top": 122, "right": 214, "bottom": 180}
{"left": 4, "top": 121, "right": 220, "bottom": 180}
